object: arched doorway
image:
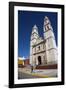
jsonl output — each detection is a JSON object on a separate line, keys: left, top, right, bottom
{"left": 38, "top": 56, "right": 41, "bottom": 65}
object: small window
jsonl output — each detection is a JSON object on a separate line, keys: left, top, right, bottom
{"left": 38, "top": 46, "right": 40, "bottom": 50}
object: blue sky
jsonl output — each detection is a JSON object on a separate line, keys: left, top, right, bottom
{"left": 18, "top": 10, "right": 57, "bottom": 59}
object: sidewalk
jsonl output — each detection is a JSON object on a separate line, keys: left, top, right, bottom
{"left": 18, "top": 68, "right": 57, "bottom": 78}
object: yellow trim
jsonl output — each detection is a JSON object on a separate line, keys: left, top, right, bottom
{"left": 31, "top": 73, "right": 49, "bottom": 78}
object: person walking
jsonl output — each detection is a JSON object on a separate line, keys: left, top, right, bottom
{"left": 31, "top": 65, "right": 33, "bottom": 73}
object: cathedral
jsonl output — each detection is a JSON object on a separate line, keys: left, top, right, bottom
{"left": 30, "top": 16, "right": 58, "bottom": 66}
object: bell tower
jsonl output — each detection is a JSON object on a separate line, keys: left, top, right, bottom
{"left": 30, "top": 25, "right": 39, "bottom": 65}
{"left": 43, "top": 16, "right": 57, "bottom": 64}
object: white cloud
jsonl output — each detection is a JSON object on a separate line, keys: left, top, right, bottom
{"left": 18, "top": 56, "right": 26, "bottom": 60}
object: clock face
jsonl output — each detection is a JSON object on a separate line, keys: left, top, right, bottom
{"left": 33, "top": 39, "right": 36, "bottom": 43}
{"left": 31, "top": 39, "right": 36, "bottom": 45}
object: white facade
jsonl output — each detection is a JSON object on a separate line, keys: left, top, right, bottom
{"left": 30, "top": 16, "right": 57, "bottom": 66}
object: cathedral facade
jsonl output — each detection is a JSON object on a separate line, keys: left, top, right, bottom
{"left": 30, "top": 16, "right": 58, "bottom": 66}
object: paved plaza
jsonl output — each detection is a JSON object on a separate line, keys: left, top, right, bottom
{"left": 18, "top": 67, "right": 57, "bottom": 79}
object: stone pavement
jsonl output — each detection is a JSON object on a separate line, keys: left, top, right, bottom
{"left": 18, "top": 67, "right": 57, "bottom": 78}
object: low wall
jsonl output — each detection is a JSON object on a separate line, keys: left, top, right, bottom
{"left": 36, "top": 64, "right": 57, "bottom": 69}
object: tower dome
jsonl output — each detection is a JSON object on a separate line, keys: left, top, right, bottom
{"left": 44, "top": 16, "right": 51, "bottom": 26}
{"left": 30, "top": 24, "right": 39, "bottom": 44}
{"left": 32, "top": 24, "right": 38, "bottom": 34}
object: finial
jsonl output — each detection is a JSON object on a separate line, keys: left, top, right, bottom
{"left": 44, "top": 16, "right": 51, "bottom": 25}
{"left": 33, "top": 24, "right": 37, "bottom": 29}
{"left": 44, "top": 16, "right": 49, "bottom": 21}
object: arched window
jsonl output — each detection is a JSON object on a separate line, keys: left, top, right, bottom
{"left": 38, "top": 46, "right": 40, "bottom": 50}
{"left": 45, "top": 24, "right": 51, "bottom": 31}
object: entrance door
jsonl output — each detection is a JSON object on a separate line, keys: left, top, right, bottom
{"left": 38, "top": 56, "right": 41, "bottom": 65}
